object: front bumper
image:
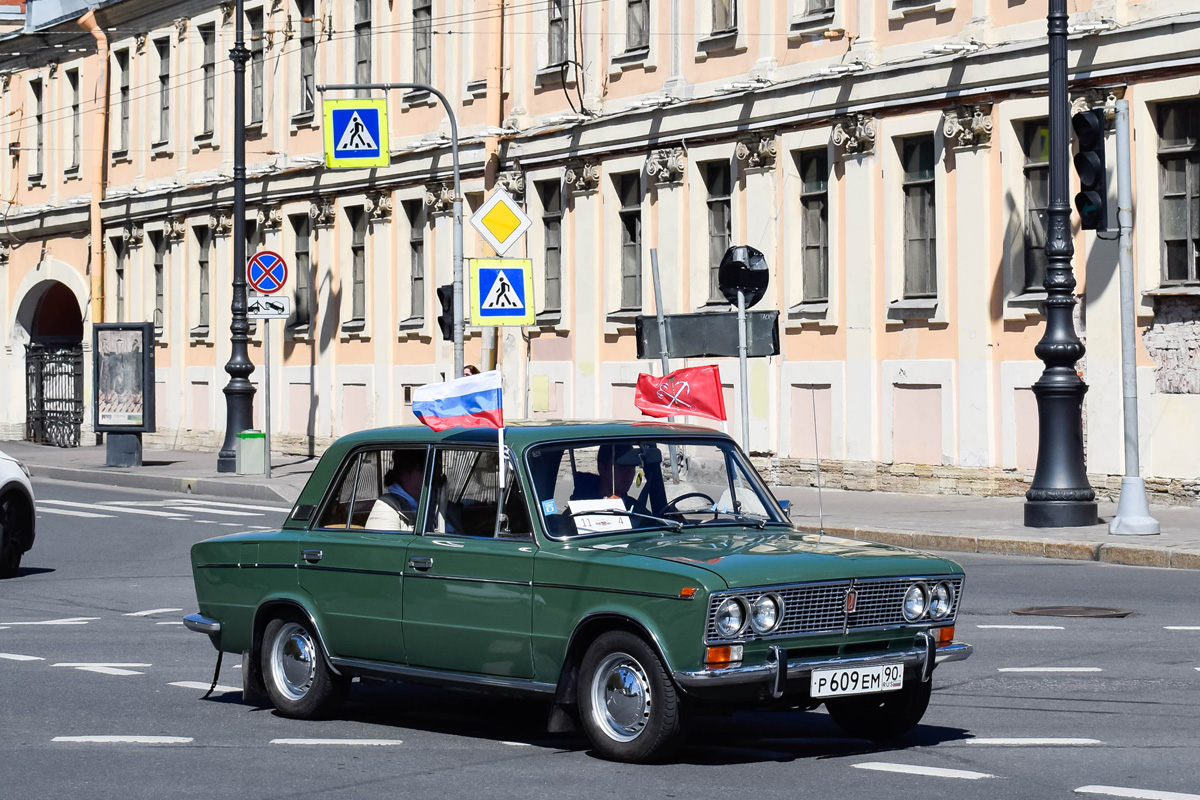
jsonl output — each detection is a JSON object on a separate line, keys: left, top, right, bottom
{"left": 674, "top": 636, "right": 972, "bottom": 693}
{"left": 183, "top": 612, "right": 221, "bottom": 634}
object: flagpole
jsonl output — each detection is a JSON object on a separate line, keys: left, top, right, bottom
{"left": 651, "top": 249, "right": 680, "bottom": 482}
{"left": 493, "top": 371, "right": 506, "bottom": 539}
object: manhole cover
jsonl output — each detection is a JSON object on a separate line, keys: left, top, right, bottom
{"left": 1011, "top": 606, "right": 1133, "bottom": 618}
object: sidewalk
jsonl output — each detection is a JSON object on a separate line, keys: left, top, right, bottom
{"left": 5, "top": 440, "right": 1198, "bottom": 570}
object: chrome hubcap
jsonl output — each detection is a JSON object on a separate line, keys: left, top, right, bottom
{"left": 590, "top": 652, "right": 652, "bottom": 743}
{"left": 270, "top": 622, "right": 316, "bottom": 701}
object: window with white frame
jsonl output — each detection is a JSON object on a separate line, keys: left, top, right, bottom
{"left": 200, "top": 24, "right": 216, "bottom": 135}
{"left": 354, "top": 0, "right": 372, "bottom": 96}
{"left": 291, "top": 214, "right": 312, "bottom": 329}
{"left": 115, "top": 49, "right": 130, "bottom": 153}
{"left": 704, "top": 161, "right": 732, "bottom": 304}
{"left": 413, "top": 0, "right": 432, "bottom": 84}
{"left": 805, "top": 0, "right": 834, "bottom": 13}
{"left": 67, "top": 68, "right": 81, "bottom": 170}
{"left": 30, "top": 78, "right": 43, "bottom": 178}
{"left": 626, "top": 0, "right": 649, "bottom": 51}
{"left": 404, "top": 200, "right": 426, "bottom": 321}
{"left": 348, "top": 206, "right": 367, "bottom": 322}
{"left": 1157, "top": 100, "right": 1200, "bottom": 284}
{"left": 549, "top": 0, "right": 570, "bottom": 66}
{"left": 155, "top": 39, "right": 170, "bottom": 143}
{"left": 617, "top": 174, "right": 642, "bottom": 310}
{"left": 900, "top": 137, "right": 936, "bottom": 299}
{"left": 248, "top": 8, "right": 264, "bottom": 123}
{"left": 1022, "top": 120, "right": 1049, "bottom": 292}
{"left": 538, "top": 180, "right": 563, "bottom": 314}
{"left": 799, "top": 149, "right": 829, "bottom": 302}
{"left": 712, "top": 0, "right": 736, "bottom": 33}
{"left": 113, "top": 237, "right": 127, "bottom": 322}
{"left": 297, "top": 0, "right": 316, "bottom": 114}
{"left": 151, "top": 231, "right": 166, "bottom": 334}
{"left": 196, "top": 226, "right": 212, "bottom": 330}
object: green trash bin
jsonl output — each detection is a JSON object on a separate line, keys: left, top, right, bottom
{"left": 236, "top": 430, "right": 266, "bottom": 475}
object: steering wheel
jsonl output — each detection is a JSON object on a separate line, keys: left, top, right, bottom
{"left": 661, "top": 492, "right": 717, "bottom": 520}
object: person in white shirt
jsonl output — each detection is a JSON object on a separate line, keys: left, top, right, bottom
{"left": 365, "top": 455, "right": 423, "bottom": 531}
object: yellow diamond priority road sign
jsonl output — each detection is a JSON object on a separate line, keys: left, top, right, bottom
{"left": 470, "top": 187, "right": 532, "bottom": 256}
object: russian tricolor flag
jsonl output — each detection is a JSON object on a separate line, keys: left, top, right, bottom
{"left": 412, "top": 370, "right": 504, "bottom": 432}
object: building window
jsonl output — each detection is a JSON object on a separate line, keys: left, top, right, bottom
{"left": 155, "top": 39, "right": 170, "bottom": 143}
{"left": 196, "top": 226, "right": 212, "bottom": 329}
{"left": 1022, "top": 120, "right": 1050, "bottom": 292}
{"left": 627, "top": 0, "right": 649, "bottom": 51}
{"left": 713, "top": 0, "right": 736, "bottom": 33}
{"left": 404, "top": 201, "right": 426, "bottom": 321}
{"left": 200, "top": 24, "right": 216, "bottom": 134}
{"left": 29, "top": 79, "right": 43, "bottom": 178}
{"left": 799, "top": 149, "right": 829, "bottom": 302}
{"left": 113, "top": 238, "right": 127, "bottom": 322}
{"left": 704, "top": 162, "right": 732, "bottom": 304}
{"left": 538, "top": 180, "right": 563, "bottom": 313}
{"left": 413, "top": 0, "right": 432, "bottom": 84}
{"left": 618, "top": 174, "right": 642, "bottom": 310}
{"left": 298, "top": 0, "right": 316, "bottom": 114}
{"left": 806, "top": 0, "right": 835, "bottom": 14}
{"left": 248, "top": 8, "right": 264, "bottom": 124}
{"left": 67, "top": 69, "right": 81, "bottom": 170}
{"left": 354, "top": 0, "right": 372, "bottom": 97}
{"left": 549, "top": 0, "right": 570, "bottom": 66}
{"left": 116, "top": 49, "right": 130, "bottom": 153}
{"left": 291, "top": 215, "right": 312, "bottom": 328}
{"left": 901, "top": 137, "right": 937, "bottom": 299}
{"left": 1157, "top": 100, "right": 1200, "bottom": 284}
{"left": 151, "top": 231, "right": 166, "bottom": 333}
{"left": 348, "top": 207, "right": 367, "bottom": 322}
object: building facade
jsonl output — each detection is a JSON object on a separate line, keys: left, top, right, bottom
{"left": 2, "top": 0, "right": 1198, "bottom": 502}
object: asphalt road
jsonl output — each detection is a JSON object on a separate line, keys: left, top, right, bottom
{"left": 2, "top": 479, "right": 1198, "bottom": 800}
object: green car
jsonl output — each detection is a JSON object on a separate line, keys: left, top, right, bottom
{"left": 185, "top": 422, "right": 971, "bottom": 762}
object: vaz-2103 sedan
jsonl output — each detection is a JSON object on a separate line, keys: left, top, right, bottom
{"left": 185, "top": 422, "right": 971, "bottom": 762}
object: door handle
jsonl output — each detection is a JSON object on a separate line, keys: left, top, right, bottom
{"left": 408, "top": 556, "right": 433, "bottom": 571}
{"left": 301, "top": 549, "right": 323, "bottom": 563}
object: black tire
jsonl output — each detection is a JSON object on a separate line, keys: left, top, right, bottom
{"left": 577, "top": 630, "right": 684, "bottom": 763}
{"left": 0, "top": 493, "right": 28, "bottom": 579}
{"left": 824, "top": 677, "right": 933, "bottom": 741}
{"left": 260, "top": 614, "right": 348, "bottom": 719}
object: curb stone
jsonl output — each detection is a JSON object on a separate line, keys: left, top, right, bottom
{"left": 29, "top": 465, "right": 296, "bottom": 505}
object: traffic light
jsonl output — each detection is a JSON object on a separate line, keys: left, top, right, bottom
{"left": 1072, "top": 109, "right": 1108, "bottom": 231}
{"left": 436, "top": 284, "right": 454, "bottom": 342}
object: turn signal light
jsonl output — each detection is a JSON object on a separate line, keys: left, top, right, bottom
{"left": 679, "top": 587, "right": 698, "bottom": 599}
{"left": 936, "top": 626, "right": 955, "bottom": 646}
{"left": 705, "top": 645, "right": 744, "bottom": 667}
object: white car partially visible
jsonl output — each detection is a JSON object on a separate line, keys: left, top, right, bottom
{"left": 0, "top": 450, "right": 35, "bottom": 578}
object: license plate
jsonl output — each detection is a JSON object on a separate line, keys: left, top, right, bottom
{"left": 811, "top": 664, "right": 904, "bottom": 698}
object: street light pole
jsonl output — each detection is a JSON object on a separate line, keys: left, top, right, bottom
{"left": 317, "top": 82, "right": 464, "bottom": 378}
{"left": 216, "top": 0, "right": 255, "bottom": 473}
{"left": 1024, "top": 0, "right": 1098, "bottom": 527}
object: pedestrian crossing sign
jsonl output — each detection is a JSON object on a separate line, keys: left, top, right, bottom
{"left": 323, "top": 98, "right": 389, "bottom": 168}
{"left": 470, "top": 258, "right": 535, "bottom": 326}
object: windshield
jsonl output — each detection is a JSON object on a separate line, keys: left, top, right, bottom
{"left": 525, "top": 438, "right": 789, "bottom": 538}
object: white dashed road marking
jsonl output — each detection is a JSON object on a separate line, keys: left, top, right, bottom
{"left": 0, "top": 653, "right": 44, "bottom": 661}
{"left": 156, "top": 621, "right": 185, "bottom": 625}
{"left": 169, "top": 681, "right": 241, "bottom": 695}
{"left": 501, "top": 741, "right": 531, "bottom": 747}
{"left": 1076, "top": 786, "right": 1200, "bottom": 800}
{"left": 124, "top": 608, "right": 183, "bottom": 617}
{"left": 977, "top": 624, "right": 1065, "bottom": 630}
{"left": 853, "top": 763, "right": 994, "bottom": 780}
{"left": 997, "top": 667, "right": 1102, "bottom": 673}
{"left": 162, "top": 505, "right": 262, "bottom": 517}
{"left": 170, "top": 498, "right": 292, "bottom": 512}
{"left": 53, "top": 662, "right": 151, "bottom": 677}
{"left": 1164, "top": 626, "right": 1200, "bottom": 631}
{"left": 40, "top": 500, "right": 188, "bottom": 520}
{"left": 967, "top": 738, "right": 1102, "bottom": 746}
{"left": 39, "top": 507, "right": 115, "bottom": 519}
{"left": 0, "top": 617, "right": 99, "bottom": 626}
{"left": 53, "top": 736, "right": 193, "bottom": 745}
{"left": 269, "top": 739, "right": 404, "bottom": 746}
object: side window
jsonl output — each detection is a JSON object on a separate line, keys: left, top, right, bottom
{"left": 364, "top": 447, "right": 429, "bottom": 532}
{"left": 425, "top": 448, "right": 532, "bottom": 540}
{"left": 317, "top": 454, "right": 361, "bottom": 529}
{"left": 348, "top": 450, "right": 381, "bottom": 528}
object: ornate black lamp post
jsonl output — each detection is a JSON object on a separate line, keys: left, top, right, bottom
{"left": 216, "top": 0, "right": 255, "bottom": 473}
{"left": 1024, "top": 0, "right": 1098, "bottom": 527}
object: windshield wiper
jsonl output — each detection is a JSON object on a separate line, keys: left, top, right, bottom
{"left": 568, "top": 509, "right": 683, "bottom": 532}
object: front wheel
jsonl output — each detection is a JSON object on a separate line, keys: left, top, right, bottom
{"left": 824, "top": 677, "right": 932, "bottom": 741}
{"left": 578, "top": 630, "right": 684, "bottom": 763}
{"left": 261, "top": 614, "right": 348, "bottom": 719}
{"left": 0, "top": 493, "right": 30, "bottom": 579}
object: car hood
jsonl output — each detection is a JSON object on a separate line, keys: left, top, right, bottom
{"left": 586, "top": 528, "right": 962, "bottom": 589}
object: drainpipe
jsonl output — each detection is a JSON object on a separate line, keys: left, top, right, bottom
{"left": 77, "top": 9, "right": 110, "bottom": 324}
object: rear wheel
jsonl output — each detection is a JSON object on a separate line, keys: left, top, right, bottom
{"left": 578, "top": 630, "right": 684, "bottom": 763}
{"left": 261, "top": 614, "right": 348, "bottom": 719}
{"left": 0, "top": 493, "right": 29, "bottom": 579}
{"left": 824, "top": 677, "right": 932, "bottom": 741}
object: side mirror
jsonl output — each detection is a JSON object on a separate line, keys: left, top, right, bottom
{"left": 778, "top": 499, "right": 792, "bottom": 518}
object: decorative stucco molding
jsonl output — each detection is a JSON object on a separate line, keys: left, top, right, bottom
{"left": 1070, "top": 85, "right": 1126, "bottom": 129}
{"left": 735, "top": 132, "right": 779, "bottom": 170}
{"left": 646, "top": 147, "right": 686, "bottom": 185}
{"left": 173, "top": 17, "right": 189, "bottom": 41}
{"left": 831, "top": 113, "right": 876, "bottom": 155}
{"left": 167, "top": 217, "right": 188, "bottom": 242}
{"left": 424, "top": 183, "right": 455, "bottom": 214}
{"left": 365, "top": 191, "right": 394, "bottom": 220}
{"left": 565, "top": 159, "right": 601, "bottom": 194}
{"left": 308, "top": 198, "right": 335, "bottom": 227}
{"left": 496, "top": 170, "right": 526, "bottom": 202}
{"left": 942, "top": 104, "right": 993, "bottom": 149}
{"left": 256, "top": 206, "right": 284, "bottom": 229}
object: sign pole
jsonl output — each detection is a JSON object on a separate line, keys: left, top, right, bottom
{"left": 736, "top": 289, "right": 750, "bottom": 453}
{"left": 263, "top": 318, "right": 272, "bottom": 480}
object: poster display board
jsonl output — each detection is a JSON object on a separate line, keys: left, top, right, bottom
{"left": 92, "top": 322, "right": 156, "bottom": 433}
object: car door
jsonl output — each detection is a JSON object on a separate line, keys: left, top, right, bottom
{"left": 402, "top": 445, "right": 536, "bottom": 678}
{"left": 298, "top": 446, "right": 428, "bottom": 665}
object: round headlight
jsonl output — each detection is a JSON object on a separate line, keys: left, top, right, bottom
{"left": 750, "top": 594, "right": 782, "bottom": 634}
{"left": 715, "top": 597, "right": 747, "bottom": 637}
{"left": 902, "top": 583, "right": 928, "bottom": 622}
{"left": 929, "top": 581, "right": 954, "bottom": 619}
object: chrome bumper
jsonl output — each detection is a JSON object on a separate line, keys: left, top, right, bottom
{"left": 674, "top": 639, "right": 973, "bottom": 691}
{"left": 183, "top": 612, "right": 221, "bottom": 635}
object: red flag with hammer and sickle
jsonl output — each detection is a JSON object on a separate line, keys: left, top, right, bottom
{"left": 634, "top": 365, "right": 727, "bottom": 422}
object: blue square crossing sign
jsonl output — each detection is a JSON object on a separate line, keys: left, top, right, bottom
{"left": 470, "top": 259, "right": 535, "bottom": 326}
{"left": 323, "top": 98, "right": 389, "bottom": 168}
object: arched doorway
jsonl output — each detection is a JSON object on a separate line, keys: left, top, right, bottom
{"left": 19, "top": 280, "right": 85, "bottom": 447}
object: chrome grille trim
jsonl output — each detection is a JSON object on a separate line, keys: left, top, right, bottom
{"left": 704, "top": 575, "right": 965, "bottom": 643}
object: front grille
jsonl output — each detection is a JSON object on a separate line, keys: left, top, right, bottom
{"left": 705, "top": 575, "right": 965, "bottom": 642}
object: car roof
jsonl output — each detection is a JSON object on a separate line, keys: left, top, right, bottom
{"left": 333, "top": 420, "right": 730, "bottom": 452}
